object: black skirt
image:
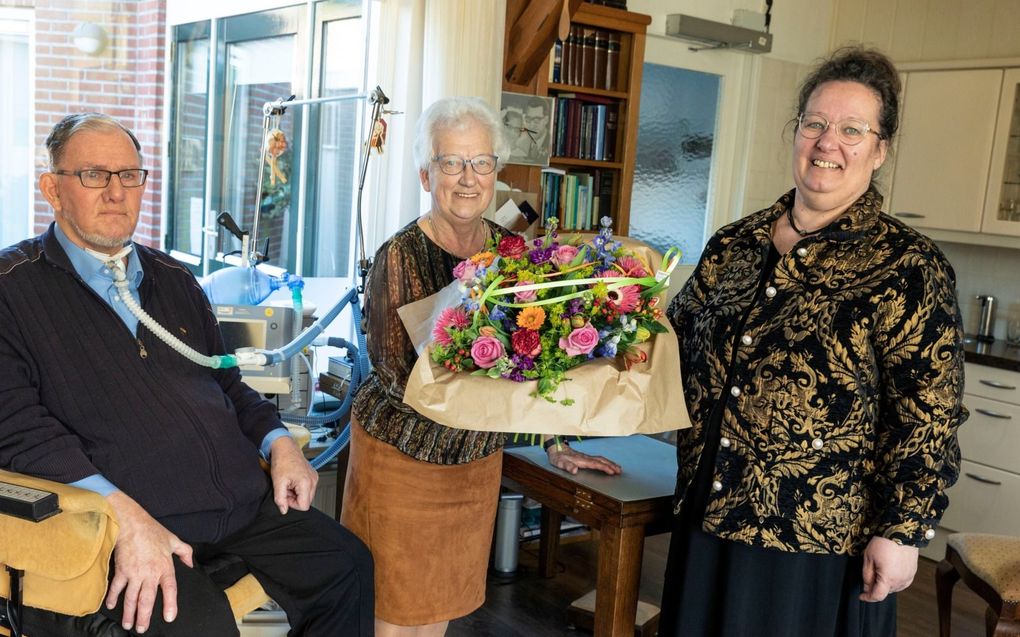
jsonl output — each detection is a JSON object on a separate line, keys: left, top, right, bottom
{"left": 659, "top": 242, "right": 897, "bottom": 637}
{"left": 657, "top": 516, "right": 897, "bottom": 637}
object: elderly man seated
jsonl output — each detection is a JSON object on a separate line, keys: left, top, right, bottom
{"left": 0, "top": 113, "right": 373, "bottom": 636}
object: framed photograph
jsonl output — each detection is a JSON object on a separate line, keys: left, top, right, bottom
{"left": 500, "top": 91, "right": 554, "bottom": 167}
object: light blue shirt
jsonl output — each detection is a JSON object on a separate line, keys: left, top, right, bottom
{"left": 54, "top": 223, "right": 143, "bottom": 335}
{"left": 54, "top": 224, "right": 288, "bottom": 496}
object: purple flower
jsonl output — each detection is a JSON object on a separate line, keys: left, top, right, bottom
{"left": 529, "top": 246, "right": 553, "bottom": 265}
{"left": 502, "top": 354, "right": 535, "bottom": 382}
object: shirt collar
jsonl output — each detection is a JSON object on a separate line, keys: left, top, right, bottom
{"left": 741, "top": 186, "right": 885, "bottom": 244}
{"left": 53, "top": 222, "right": 143, "bottom": 287}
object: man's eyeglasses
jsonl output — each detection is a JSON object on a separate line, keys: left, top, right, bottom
{"left": 432, "top": 154, "right": 498, "bottom": 176}
{"left": 796, "top": 113, "right": 882, "bottom": 145}
{"left": 52, "top": 169, "right": 149, "bottom": 189}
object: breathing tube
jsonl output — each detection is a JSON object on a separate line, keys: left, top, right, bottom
{"left": 104, "top": 248, "right": 365, "bottom": 375}
{"left": 99, "top": 248, "right": 248, "bottom": 369}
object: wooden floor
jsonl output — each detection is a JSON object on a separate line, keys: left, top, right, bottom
{"left": 449, "top": 532, "right": 990, "bottom": 636}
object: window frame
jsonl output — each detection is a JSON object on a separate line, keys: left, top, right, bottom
{"left": 164, "top": 0, "right": 365, "bottom": 278}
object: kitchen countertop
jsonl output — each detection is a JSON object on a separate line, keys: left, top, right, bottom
{"left": 963, "top": 336, "right": 1020, "bottom": 373}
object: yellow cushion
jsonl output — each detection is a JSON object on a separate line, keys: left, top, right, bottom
{"left": 0, "top": 469, "right": 118, "bottom": 616}
{"left": 225, "top": 573, "right": 271, "bottom": 621}
{"left": 948, "top": 533, "right": 1020, "bottom": 603}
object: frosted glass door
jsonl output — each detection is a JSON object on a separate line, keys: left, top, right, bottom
{"left": 630, "top": 64, "right": 719, "bottom": 264}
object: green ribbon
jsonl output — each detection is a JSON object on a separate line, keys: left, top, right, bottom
{"left": 479, "top": 248, "right": 681, "bottom": 310}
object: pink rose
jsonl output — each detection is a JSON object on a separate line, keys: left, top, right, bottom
{"left": 513, "top": 278, "right": 537, "bottom": 303}
{"left": 452, "top": 259, "right": 477, "bottom": 283}
{"left": 550, "top": 244, "right": 579, "bottom": 267}
{"left": 558, "top": 322, "right": 600, "bottom": 356}
{"left": 470, "top": 335, "right": 505, "bottom": 368}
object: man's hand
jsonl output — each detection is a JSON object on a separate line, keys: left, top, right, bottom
{"left": 546, "top": 442, "right": 622, "bottom": 476}
{"left": 105, "top": 491, "right": 193, "bottom": 633}
{"left": 269, "top": 434, "right": 318, "bottom": 514}
{"left": 860, "top": 535, "right": 919, "bottom": 602}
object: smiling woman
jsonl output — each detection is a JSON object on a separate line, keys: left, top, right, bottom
{"left": 659, "top": 47, "right": 967, "bottom": 637}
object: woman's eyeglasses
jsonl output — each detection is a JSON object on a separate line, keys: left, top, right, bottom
{"left": 797, "top": 113, "right": 882, "bottom": 145}
{"left": 432, "top": 154, "right": 498, "bottom": 176}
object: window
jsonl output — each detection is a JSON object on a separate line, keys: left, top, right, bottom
{"left": 167, "top": 1, "right": 365, "bottom": 278}
{"left": 0, "top": 10, "right": 32, "bottom": 246}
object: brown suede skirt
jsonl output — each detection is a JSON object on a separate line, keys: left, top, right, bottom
{"left": 340, "top": 419, "right": 502, "bottom": 625}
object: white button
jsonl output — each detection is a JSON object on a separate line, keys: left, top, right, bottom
{"left": 862, "top": 527, "right": 871, "bottom": 535}
{"left": 720, "top": 437, "right": 731, "bottom": 448}
{"left": 730, "top": 386, "right": 741, "bottom": 397}
{"left": 796, "top": 247, "right": 807, "bottom": 257}
{"left": 711, "top": 480, "right": 723, "bottom": 492}
{"left": 765, "top": 286, "right": 777, "bottom": 298}
{"left": 811, "top": 437, "right": 824, "bottom": 450}
{"left": 924, "top": 528, "right": 936, "bottom": 540}
{"left": 740, "top": 334, "right": 752, "bottom": 346}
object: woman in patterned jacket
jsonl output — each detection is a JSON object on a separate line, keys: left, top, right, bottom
{"left": 659, "top": 47, "right": 967, "bottom": 636}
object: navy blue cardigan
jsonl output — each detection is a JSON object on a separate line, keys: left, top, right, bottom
{"left": 0, "top": 224, "right": 279, "bottom": 543}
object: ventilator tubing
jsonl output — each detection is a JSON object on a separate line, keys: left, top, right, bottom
{"left": 108, "top": 264, "right": 251, "bottom": 369}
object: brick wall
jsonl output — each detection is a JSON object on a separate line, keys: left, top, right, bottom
{"left": 31, "top": 0, "right": 166, "bottom": 247}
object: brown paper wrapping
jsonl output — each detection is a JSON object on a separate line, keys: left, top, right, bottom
{"left": 398, "top": 236, "right": 691, "bottom": 435}
{"left": 401, "top": 318, "right": 691, "bottom": 436}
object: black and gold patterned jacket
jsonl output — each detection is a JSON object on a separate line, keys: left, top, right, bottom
{"left": 668, "top": 187, "right": 967, "bottom": 555}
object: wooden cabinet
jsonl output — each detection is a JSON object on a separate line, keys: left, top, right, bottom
{"left": 888, "top": 69, "right": 1002, "bottom": 233}
{"left": 981, "top": 69, "right": 1020, "bottom": 236}
{"left": 922, "top": 362, "right": 1020, "bottom": 560}
{"left": 889, "top": 65, "right": 1020, "bottom": 242}
{"left": 501, "top": 1, "right": 649, "bottom": 235}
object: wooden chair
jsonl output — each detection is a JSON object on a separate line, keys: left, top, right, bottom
{"left": 936, "top": 533, "right": 1020, "bottom": 637}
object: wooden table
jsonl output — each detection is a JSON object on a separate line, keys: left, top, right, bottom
{"left": 501, "top": 436, "right": 677, "bottom": 637}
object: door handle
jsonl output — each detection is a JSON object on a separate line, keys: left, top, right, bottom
{"left": 975, "top": 408, "right": 1013, "bottom": 420}
{"left": 979, "top": 379, "right": 1017, "bottom": 391}
{"left": 965, "top": 472, "right": 1003, "bottom": 486}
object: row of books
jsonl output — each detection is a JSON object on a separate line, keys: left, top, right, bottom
{"left": 541, "top": 168, "right": 614, "bottom": 231}
{"left": 552, "top": 94, "right": 618, "bottom": 162}
{"left": 548, "top": 26, "right": 620, "bottom": 91}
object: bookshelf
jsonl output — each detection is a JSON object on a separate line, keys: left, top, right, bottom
{"left": 501, "top": 1, "right": 650, "bottom": 235}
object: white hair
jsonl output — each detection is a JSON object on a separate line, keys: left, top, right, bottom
{"left": 412, "top": 96, "right": 511, "bottom": 171}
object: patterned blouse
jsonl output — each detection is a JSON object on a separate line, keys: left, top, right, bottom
{"left": 352, "top": 218, "right": 510, "bottom": 464}
{"left": 667, "top": 187, "right": 967, "bottom": 555}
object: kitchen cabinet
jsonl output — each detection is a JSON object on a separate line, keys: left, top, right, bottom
{"left": 888, "top": 69, "right": 1002, "bottom": 233}
{"left": 921, "top": 362, "right": 1020, "bottom": 560}
{"left": 980, "top": 68, "right": 1020, "bottom": 236}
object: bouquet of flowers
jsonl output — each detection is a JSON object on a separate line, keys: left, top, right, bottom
{"left": 428, "top": 218, "right": 679, "bottom": 405}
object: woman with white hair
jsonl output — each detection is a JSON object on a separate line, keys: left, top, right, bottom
{"left": 341, "top": 96, "right": 620, "bottom": 636}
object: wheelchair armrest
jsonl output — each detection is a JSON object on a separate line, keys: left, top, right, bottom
{"left": 0, "top": 470, "right": 118, "bottom": 616}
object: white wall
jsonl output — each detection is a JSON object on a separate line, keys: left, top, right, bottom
{"left": 628, "top": 0, "right": 836, "bottom": 230}
{"left": 629, "top": 0, "right": 833, "bottom": 64}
